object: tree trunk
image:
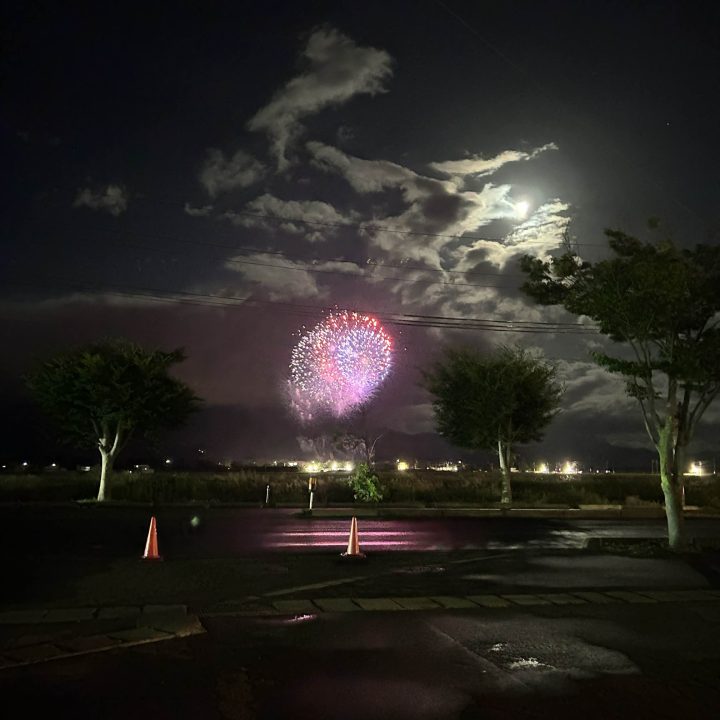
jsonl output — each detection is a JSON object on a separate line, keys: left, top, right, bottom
{"left": 658, "top": 426, "right": 687, "bottom": 551}
{"left": 497, "top": 438, "right": 513, "bottom": 505}
{"left": 97, "top": 450, "right": 114, "bottom": 502}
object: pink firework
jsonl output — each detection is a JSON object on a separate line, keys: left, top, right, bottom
{"left": 289, "top": 311, "right": 394, "bottom": 420}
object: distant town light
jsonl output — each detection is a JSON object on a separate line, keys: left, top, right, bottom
{"left": 164, "top": 458, "right": 172, "bottom": 465}
{"left": 686, "top": 461, "right": 708, "bottom": 476}
{"left": 301, "top": 460, "right": 353, "bottom": 473}
{"left": 430, "top": 462, "right": 459, "bottom": 472}
{"left": 535, "top": 462, "right": 550, "bottom": 474}
{"left": 561, "top": 460, "right": 580, "bottom": 475}
{"left": 21, "top": 462, "right": 28, "bottom": 467}
{"left": 397, "top": 460, "right": 410, "bottom": 472}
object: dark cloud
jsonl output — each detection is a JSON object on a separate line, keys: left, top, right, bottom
{"left": 73, "top": 184, "right": 128, "bottom": 216}
{"left": 199, "top": 149, "right": 265, "bottom": 197}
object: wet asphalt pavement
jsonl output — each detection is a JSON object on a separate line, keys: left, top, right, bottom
{"left": 2, "top": 506, "right": 720, "bottom": 718}
{"left": 2, "top": 505, "right": 720, "bottom": 557}
{"left": 3, "top": 600, "right": 720, "bottom": 719}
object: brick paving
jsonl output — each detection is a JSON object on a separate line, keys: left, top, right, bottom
{"left": 0, "top": 604, "right": 205, "bottom": 671}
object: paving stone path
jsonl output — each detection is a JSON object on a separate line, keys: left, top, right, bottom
{"left": 3, "top": 587, "right": 719, "bottom": 670}
{"left": 0, "top": 604, "right": 204, "bottom": 670}
{"left": 247, "top": 587, "right": 720, "bottom": 615}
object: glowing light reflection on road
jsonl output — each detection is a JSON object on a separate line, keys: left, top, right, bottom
{"left": 273, "top": 530, "right": 416, "bottom": 537}
{"left": 267, "top": 540, "right": 420, "bottom": 548}
{"left": 258, "top": 520, "right": 443, "bottom": 551}
{"left": 255, "top": 518, "right": 462, "bottom": 551}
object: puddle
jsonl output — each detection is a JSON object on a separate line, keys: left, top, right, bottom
{"left": 507, "top": 657, "right": 555, "bottom": 670}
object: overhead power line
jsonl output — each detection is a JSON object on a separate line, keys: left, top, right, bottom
{"left": 50, "top": 232, "right": 531, "bottom": 290}
{"left": 5, "top": 277, "right": 598, "bottom": 335}
{"left": 52, "top": 226, "right": 536, "bottom": 278}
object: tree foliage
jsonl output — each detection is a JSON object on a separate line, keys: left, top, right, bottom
{"left": 347, "top": 463, "right": 383, "bottom": 503}
{"left": 422, "top": 345, "right": 562, "bottom": 503}
{"left": 520, "top": 229, "right": 720, "bottom": 548}
{"left": 27, "top": 339, "right": 201, "bottom": 500}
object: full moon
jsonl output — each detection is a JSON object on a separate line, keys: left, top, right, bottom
{"left": 514, "top": 200, "right": 530, "bottom": 218}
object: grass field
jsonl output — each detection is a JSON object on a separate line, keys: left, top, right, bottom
{"left": 2, "top": 468, "right": 719, "bottom": 507}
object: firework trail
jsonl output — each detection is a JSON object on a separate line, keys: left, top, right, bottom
{"left": 288, "top": 311, "right": 394, "bottom": 421}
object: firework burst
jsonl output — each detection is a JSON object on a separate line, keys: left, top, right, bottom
{"left": 288, "top": 311, "right": 394, "bottom": 421}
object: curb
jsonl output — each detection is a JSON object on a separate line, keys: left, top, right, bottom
{"left": 298, "top": 506, "right": 720, "bottom": 519}
{"left": 0, "top": 604, "right": 189, "bottom": 626}
{"left": 206, "top": 587, "right": 720, "bottom": 618}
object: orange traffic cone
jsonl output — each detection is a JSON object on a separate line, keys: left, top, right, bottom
{"left": 340, "top": 516, "right": 366, "bottom": 560}
{"left": 142, "top": 516, "right": 162, "bottom": 561}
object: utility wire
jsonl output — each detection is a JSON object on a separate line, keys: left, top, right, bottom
{"left": 5, "top": 277, "right": 598, "bottom": 334}
{"left": 47, "top": 232, "right": 535, "bottom": 290}
{"left": 64, "top": 226, "right": 534, "bottom": 278}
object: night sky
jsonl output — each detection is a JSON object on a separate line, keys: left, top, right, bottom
{"left": 2, "top": 1, "right": 719, "bottom": 468}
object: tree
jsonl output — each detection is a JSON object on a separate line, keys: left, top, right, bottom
{"left": 520, "top": 229, "right": 720, "bottom": 550}
{"left": 347, "top": 463, "right": 383, "bottom": 503}
{"left": 422, "top": 345, "right": 562, "bottom": 504}
{"left": 333, "top": 407, "right": 384, "bottom": 467}
{"left": 27, "top": 339, "right": 201, "bottom": 501}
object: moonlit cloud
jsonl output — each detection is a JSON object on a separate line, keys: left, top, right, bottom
{"left": 429, "top": 142, "right": 558, "bottom": 179}
{"left": 308, "top": 141, "right": 431, "bottom": 195}
{"left": 184, "top": 202, "right": 214, "bottom": 217}
{"left": 73, "top": 184, "right": 128, "bottom": 216}
{"left": 224, "top": 252, "right": 362, "bottom": 300}
{"left": 505, "top": 200, "right": 571, "bottom": 249}
{"left": 222, "top": 193, "right": 357, "bottom": 241}
{"left": 307, "top": 142, "right": 529, "bottom": 267}
{"left": 248, "top": 27, "right": 393, "bottom": 170}
{"left": 199, "top": 149, "right": 265, "bottom": 197}
{"left": 452, "top": 200, "right": 571, "bottom": 268}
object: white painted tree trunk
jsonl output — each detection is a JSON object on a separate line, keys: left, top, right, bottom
{"left": 96, "top": 427, "right": 122, "bottom": 502}
{"left": 497, "top": 438, "right": 513, "bottom": 505}
{"left": 657, "top": 423, "right": 687, "bottom": 551}
{"left": 97, "top": 450, "right": 113, "bottom": 501}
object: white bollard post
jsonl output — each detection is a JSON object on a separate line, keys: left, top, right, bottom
{"left": 308, "top": 476, "right": 316, "bottom": 511}
{"left": 265, "top": 484, "right": 270, "bottom": 505}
